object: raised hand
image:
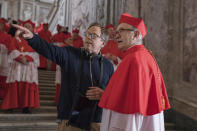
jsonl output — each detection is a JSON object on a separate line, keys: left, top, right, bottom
{"left": 12, "top": 24, "right": 34, "bottom": 39}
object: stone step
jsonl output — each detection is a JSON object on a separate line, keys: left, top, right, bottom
{"left": 39, "top": 75, "right": 55, "bottom": 78}
{"left": 0, "top": 106, "right": 57, "bottom": 114}
{"left": 38, "top": 81, "right": 55, "bottom": 86}
{"left": 40, "top": 95, "right": 55, "bottom": 100}
{"left": 38, "top": 75, "right": 55, "bottom": 78}
{"left": 165, "top": 123, "right": 176, "bottom": 130}
{"left": 39, "top": 83, "right": 56, "bottom": 87}
{"left": 39, "top": 87, "right": 56, "bottom": 92}
{"left": 38, "top": 70, "right": 56, "bottom": 73}
{"left": 0, "top": 121, "right": 57, "bottom": 131}
{"left": 39, "top": 86, "right": 56, "bottom": 90}
{"left": 38, "top": 75, "right": 55, "bottom": 79}
{"left": 33, "top": 106, "right": 57, "bottom": 113}
{"left": 40, "top": 100, "right": 56, "bottom": 106}
{"left": 39, "top": 90, "right": 55, "bottom": 95}
{"left": 0, "top": 113, "right": 56, "bottom": 122}
{"left": 38, "top": 72, "right": 56, "bottom": 76}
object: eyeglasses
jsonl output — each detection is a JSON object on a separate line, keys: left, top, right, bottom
{"left": 115, "top": 28, "right": 135, "bottom": 35}
{"left": 84, "top": 31, "right": 101, "bottom": 39}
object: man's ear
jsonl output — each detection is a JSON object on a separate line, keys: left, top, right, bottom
{"left": 134, "top": 30, "right": 140, "bottom": 40}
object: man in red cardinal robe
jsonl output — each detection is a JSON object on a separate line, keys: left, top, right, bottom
{"left": 1, "top": 20, "right": 40, "bottom": 113}
{"left": 54, "top": 33, "right": 73, "bottom": 103}
{"left": 0, "top": 18, "right": 12, "bottom": 100}
{"left": 0, "top": 18, "right": 10, "bottom": 33}
{"left": 52, "top": 24, "right": 66, "bottom": 43}
{"left": 38, "top": 23, "right": 52, "bottom": 69}
{"left": 99, "top": 13, "right": 170, "bottom": 131}
{"left": 72, "top": 28, "right": 83, "bottom": 48}
{"left": 102, "top": 24, "right": 123, "bottom": 70}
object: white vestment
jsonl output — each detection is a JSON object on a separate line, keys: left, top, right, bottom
{"left": 101, "top": 109, "right": 165, "bottom": 131}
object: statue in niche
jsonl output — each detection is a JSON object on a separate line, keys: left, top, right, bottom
{"left": 23, "top": 6, "right": 32, "bottom": 20}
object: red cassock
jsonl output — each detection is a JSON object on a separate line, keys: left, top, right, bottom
{"left": 99, "top": 45, "right": 170, "bottom": 116}
{"left": 54, "top": 43, "right": 68, "bottom": 103}
{"left": 38, "top": 30, "right": 52, "bottom": 69}
{"left": 73, "top": 36, "right": 83, "bottom": 48}
{"left": 0, "top": 31, "right": 11, "bottom": 99}
{"left": 4, "top": 23, "right": 10, "bottom": 33}
{"left": 102, "top": 40, "right": 123, "bottom": 59}
{"left": 1, "top": 37, "right": 40, "bottom": 110}
{"left": 52, "top": 32, "right": 67, "bottom": 43}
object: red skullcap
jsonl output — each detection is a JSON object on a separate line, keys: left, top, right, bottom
{"left": 72, "top": 29, "right": 79, "bottom": 33}
{"left": 120, "top": 13, "right": 147, "bottom": 38}
{"left": 105, "top": 24, "right": 114, "bottom": 29}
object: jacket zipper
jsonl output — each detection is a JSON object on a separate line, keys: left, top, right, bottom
{"left": 89, "top": 56, "right": 94, "bottom": 86}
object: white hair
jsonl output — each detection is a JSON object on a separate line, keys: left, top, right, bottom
{"left": 133, "top": 28, "right": 143, "bottom": 45}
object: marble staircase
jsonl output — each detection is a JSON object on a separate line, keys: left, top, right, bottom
{"left": 0, "top": 70, "right": 57, "bottom": 131}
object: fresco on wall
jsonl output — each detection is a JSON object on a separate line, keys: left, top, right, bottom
{"left": 183, "top": 0, "right": 197, "bottom": 84}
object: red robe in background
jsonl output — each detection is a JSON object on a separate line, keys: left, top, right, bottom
{"left": 99, "top": 45, "right": 170, "bottom": 116}
{"left": 1, "top": 37, "right": 40, "bottom": 110}
{"left": 102, "top": 40, "right": 123, "bottom": 69}
{"left": 73, "top": 36, "right": 83, "bottom": 48}
{"left": 0, "top": 31, "right": 12, "bottom": 99}
{"left": 38, "top": 30, "right": 52, "bottom": 69}
{"left": 102, "top": 40, "right": 123, "bottom": 59}
{"left": 4, "top": 23, "right": 10, "bottom": 33}
{"left": 52, "top": 32, "right": 67, "bottom": 43}
{"left": 36, "top": 24, "right": 43, "bottom": 33}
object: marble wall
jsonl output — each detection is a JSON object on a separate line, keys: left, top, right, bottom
{"left": 122, "top": 0, "right": 169, "bottom": 79}
{"left": 183, "top": 0, "right": 197, "bottom": 84}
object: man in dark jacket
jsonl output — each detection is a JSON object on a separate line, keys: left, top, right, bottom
{"left": 13, "top": 22, "right": 114, "bottom": 131}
